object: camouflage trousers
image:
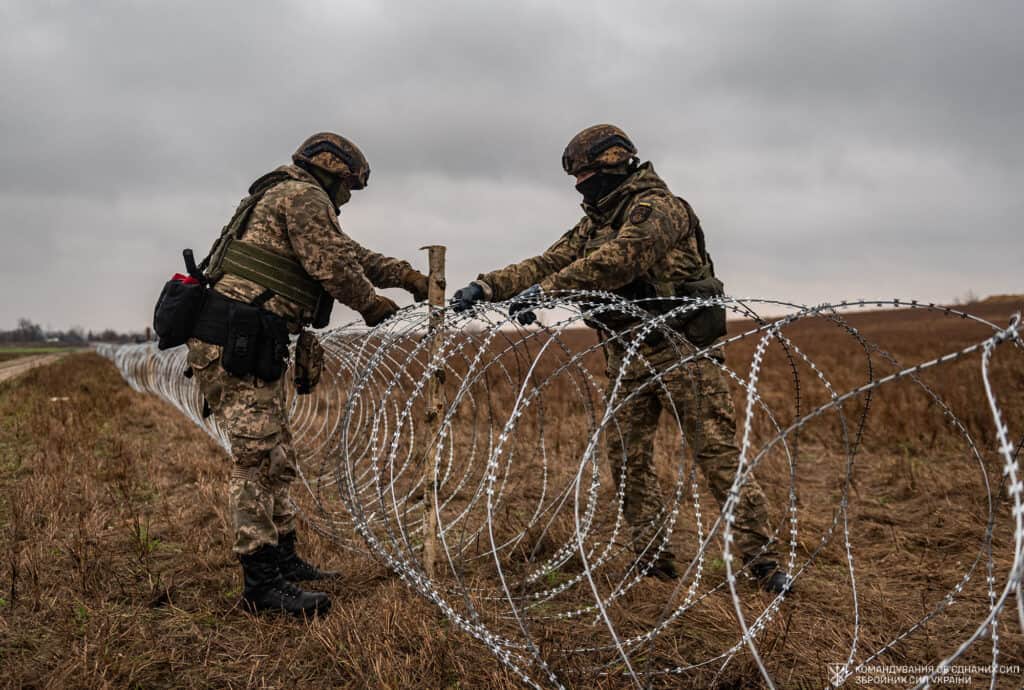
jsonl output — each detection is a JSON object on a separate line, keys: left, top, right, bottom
{"left": 186, "top": 338, "right": 298, "bottom": 556}
{"left": 604, "top": 338, "right": 777, "bottom": 566}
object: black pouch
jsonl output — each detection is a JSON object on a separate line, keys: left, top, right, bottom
{"left": 153, "top": 276, "right": 206, "bottom": 350}
{"left": 254, "top": 311, "right": 290, "bottom": 383}
{"left": 583, "top": 280, "right": 655, "bottom": 334}
{"left": 311, "top": 291, "right": 334, "bottom": 329}
{"left": 221, "top": 301, "right": 263, "bottom": 378}
{"left": 672, "top": 277, "right": 727, "bottom": 348}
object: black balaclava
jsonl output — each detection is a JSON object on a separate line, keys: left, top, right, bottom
{"left": 575, "top": 171, "right": 628, "bottom": 204}
{"left": 575, "top": 159, "right": 638, "bottom": 204}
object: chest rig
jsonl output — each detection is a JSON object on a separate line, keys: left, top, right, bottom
{"left": 577, "top": 194, "right": 726, "bottom": 347}
{"left": 200, "top": 171, "right": 333, "bottom": 328}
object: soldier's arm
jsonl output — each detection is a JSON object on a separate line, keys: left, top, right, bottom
{"left": 348, "top": 244, "right": 418, "bottom": 289}
{"left": 284, "top": 185, "right": 378, "bottom": 312}
{"left": 476, "top": 221, "right": 583, "bottom": 301}
{"left": 538, "top": 200, "right": 680, "bottom": 293}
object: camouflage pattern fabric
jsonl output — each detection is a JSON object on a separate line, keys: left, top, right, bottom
{"left": 292, "top": 132, "right": 370, "bottom": 187}
{"left": 191, "top": 162, "right": 424, "bottom": 554}
{"left": 604, "top": 338, "right": 776, "bottom": 565}
{"left": 478, "top": 163, "right": 706, "bottom": 306}
{"left": 561, "top": 123, "right": 636, "bottom": 175}
{"left": 186, "top": 338, "right": 297, "bottom": 555}
{"left": 211, "top": 164, "right": 420, "bottom": 327}
{"left": 478, "top": 163, "right": 777, "bottom": 564}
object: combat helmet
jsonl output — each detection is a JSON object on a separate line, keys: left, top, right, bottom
{"left": 561, "top": 124, "right": 637, "bottom": 176}
{"left": 292, "top": 132, "right": 370, "bottom": 189}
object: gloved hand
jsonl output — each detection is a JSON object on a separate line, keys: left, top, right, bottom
{"left": 451, "top": 281, "right": 485, "bottom": 313}
{"left": 509, "top": 284, "right": 542, "bottom": 326}
{"left": 360, "top": 294, "right": 399, "bottom": 327}
{"left": 402, "top": 268, "right": 430, "bottom": 303}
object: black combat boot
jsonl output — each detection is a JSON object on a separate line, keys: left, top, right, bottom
{"left": 750, "top": 561, "right": 792, "bottom": 595}
{"left": 638, "top": 550, "right": 680, "bottom": 582}
{"left": 646, "top": 557, "right": 680, "bottom": 582}
{"left": 276, "top": 531, "right": 340, "bottom": 582}
{"left": 240, "top": 544, "right": 331, "bottom": 616}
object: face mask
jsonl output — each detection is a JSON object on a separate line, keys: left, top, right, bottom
{"left": 575, "top": 171, "right": 628, "bottom": 204}
{"left": 323, "top": 178, "right": 351, "bottom": 213}
{"left": 330, "top": 182, "right": 352, "bottom": 210}
{"left": 302, "top": 165, "right": 352, "bottom": 213}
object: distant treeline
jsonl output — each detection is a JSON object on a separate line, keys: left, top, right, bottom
{"left": 1, "top": 318, "right": 150, "bottom": 345}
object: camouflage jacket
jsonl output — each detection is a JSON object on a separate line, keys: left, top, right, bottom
{"left": 478, "top": 163, "right": 710, "bottom": 308}
{"left": 212, "top": 164, "right": 415, "bottom": 325}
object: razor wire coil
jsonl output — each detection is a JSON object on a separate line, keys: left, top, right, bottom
{"left": 97, "top": 293, "right": 1023, "bottom": 689}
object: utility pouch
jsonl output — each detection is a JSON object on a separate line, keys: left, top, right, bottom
{"left": 153, "top": 249, "right": 209, "bottom": 350}
{"left": 254, "top": 311, "right": 290, "bottom": 383}
{"left": 294, "top": 329, "right": 324, "bottom": 394}
{"left": 194, "top": 290, "right": 290, "bottom": 383}
{"left": 153, "top": 275, "right": 205, "bottom": 350}
{"left": 671, "top": 276, "right": 727, "bottom": 348}
{"left": 221, "top": 302, "right": 263, "bottom": 378}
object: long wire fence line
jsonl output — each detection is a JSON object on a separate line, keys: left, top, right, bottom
{"left": 97, "top": 294, "right": 1023, "bottom": 689}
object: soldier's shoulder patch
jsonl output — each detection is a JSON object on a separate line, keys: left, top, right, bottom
{"left": 629, "top": 203, "right": 653, "bottom": 224}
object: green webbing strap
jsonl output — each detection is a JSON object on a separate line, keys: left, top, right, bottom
{"left": 221, "top": 241, "right": 322, "bottom": 311}
{"left": 200, "top": 170, "right": 294, "bottom": 278}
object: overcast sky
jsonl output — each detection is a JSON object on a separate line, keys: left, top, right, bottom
{"left": 1, "top": 0, "right": 1020, "bottom": 332}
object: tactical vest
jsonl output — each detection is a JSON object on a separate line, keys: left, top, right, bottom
{"left": 583, "top": 195, "right": 726, "bottom": 346}
{"left": 577, "top": 195, "right": 717, "bottom": 299}
{"left": 199, "top": 172, "right": 333, "bottom": 328}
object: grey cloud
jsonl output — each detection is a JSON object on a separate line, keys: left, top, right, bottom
{"left": 0, "top": 0, "right": 1020, "bottom": 331}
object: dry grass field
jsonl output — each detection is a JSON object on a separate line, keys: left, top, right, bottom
{"left": 0, "top": 299, "right": 1022, "bottom": 689}
{"left": 0, "top": 347, "right": 80, "bottom": 365}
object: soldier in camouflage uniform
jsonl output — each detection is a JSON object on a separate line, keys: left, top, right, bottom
{"left": 453, "top": 125, "right": 789, "bottom": 593}
{"left": 188, "top": 132, "right": 429, "bottom": 615}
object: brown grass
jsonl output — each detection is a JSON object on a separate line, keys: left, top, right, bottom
{"left": 0, "top": 300, "right": 1022, "bottom": 688}
{"left": 0, "top": 355, "right": 525, "bottom": 689}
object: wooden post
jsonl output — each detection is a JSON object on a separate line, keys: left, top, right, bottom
{"left": 420, "top": 245, "right": 446, "bottom": 578}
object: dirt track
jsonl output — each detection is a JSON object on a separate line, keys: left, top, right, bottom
{"left": 0, "top": 353, "right": 66, "bottom": 383}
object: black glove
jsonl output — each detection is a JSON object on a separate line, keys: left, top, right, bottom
{"left": 451, "top": 282, "right": 485, "bottom": 312}
{"left": 509, "top": 284, "right": 542, "bottom": 326}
